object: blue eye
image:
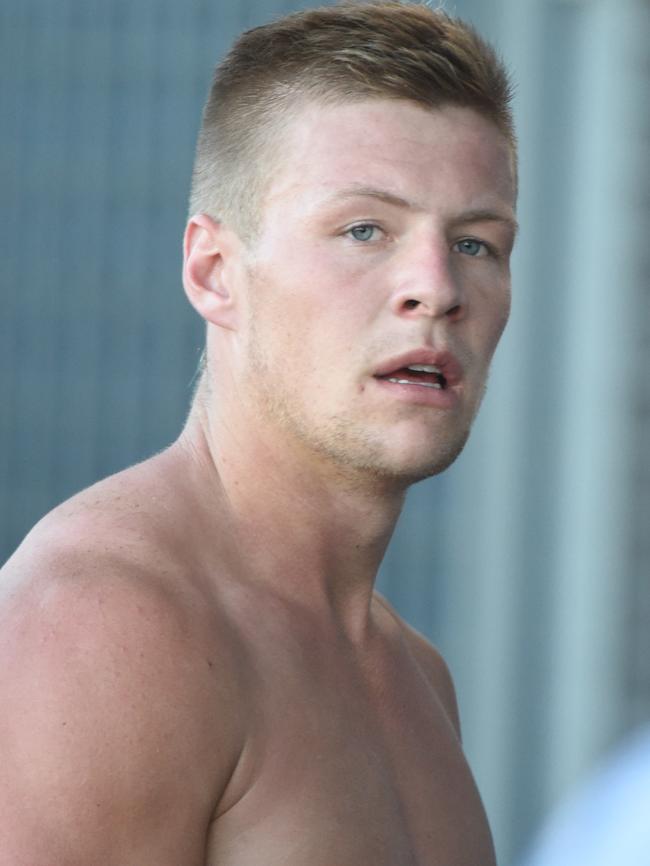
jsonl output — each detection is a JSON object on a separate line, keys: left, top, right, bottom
{"left": 455, "top": 238, "right": 488, "bottom": 257}
{"left": 348, "top": 224, "right": 378, "bottom": 242}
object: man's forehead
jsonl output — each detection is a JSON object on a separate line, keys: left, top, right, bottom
{"left": 279, "top": 97, "right": 510, "bottom": 152}
{"left": 264, "top": 100, "right": 517, "bottom": 217}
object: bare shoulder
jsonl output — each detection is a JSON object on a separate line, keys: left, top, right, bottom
{"left": 0, "top": 458, "right": 246, "bottom": 864}
{"left": 3, "top": 446, "right": 217, "bottom": 613}
{"left": 1, "top": 456, "right": 212, "bottom": 682}
{"left": 374, "top": 592, "right": 462, "bottom": 738}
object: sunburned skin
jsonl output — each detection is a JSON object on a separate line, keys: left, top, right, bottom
{"left": 0, "top": 98, "right": 514, "bottom": 865}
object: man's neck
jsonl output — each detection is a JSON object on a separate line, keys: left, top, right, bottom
{"left": 173, "top": 403, "right": 407, "bottom": 640}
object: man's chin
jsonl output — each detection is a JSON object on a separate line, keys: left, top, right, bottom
{"left": 362, "top": 408, "right": 475, "bottom": 480}
{"left": 386, "top": 448, "right": 465, "bottom": 485}
{"left": 346, "top": 432, "right": 471, "bottom": 490}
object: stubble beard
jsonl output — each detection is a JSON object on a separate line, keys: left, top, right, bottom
{"left": 244, "top": 316, "right": 478, "bottom": 491}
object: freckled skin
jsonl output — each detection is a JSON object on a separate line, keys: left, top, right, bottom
{"left": 0, "top": 100, "right": 515, "bottom": 865}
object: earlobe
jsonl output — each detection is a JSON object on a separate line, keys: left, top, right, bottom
{"left": 182, "top": 214, "right": 240, "bottom": 331}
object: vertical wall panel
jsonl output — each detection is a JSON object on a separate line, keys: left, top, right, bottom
{"left": 624, "top": 0, "right": 650, "bottom": 732}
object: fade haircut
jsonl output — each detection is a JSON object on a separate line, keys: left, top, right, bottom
{"left": 189, "top": 1, "right": 516, "bottom": 240}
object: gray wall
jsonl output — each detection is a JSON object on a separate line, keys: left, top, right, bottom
{"left": 2, "top": 2, "right": 649, "bottom": 864}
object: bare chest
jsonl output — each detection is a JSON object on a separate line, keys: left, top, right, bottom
{"left": 205, "top": 644, "right": 495, "bottom": 866}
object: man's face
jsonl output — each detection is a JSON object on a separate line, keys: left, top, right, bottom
{"left": 233, "top": 99, "right": 517, "bottom": 486}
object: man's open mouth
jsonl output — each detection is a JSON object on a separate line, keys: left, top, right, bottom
{"left": 377, "top": 364, "right": 448, "bottom": 390}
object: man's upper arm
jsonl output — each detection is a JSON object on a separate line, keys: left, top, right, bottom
{"left": 0, "top": 550, "right": 240, "bottom": 865}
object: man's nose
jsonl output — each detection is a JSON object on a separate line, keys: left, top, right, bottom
{"left": 389, "top": 245, "right": 465, "bottom": 322}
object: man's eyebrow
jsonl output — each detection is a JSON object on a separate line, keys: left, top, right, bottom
{"left": 321, "top": 185, "right": 416, "bottom": 210}
{"left": 321, "top": 186, "right": 519, "bottom": 235}
{"left": 452, "top": 208, "right": 519, "bottom": 236}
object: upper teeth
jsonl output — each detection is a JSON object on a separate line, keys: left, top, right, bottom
{"left": 406, "top": 364, "right": 441, "bottom": 373}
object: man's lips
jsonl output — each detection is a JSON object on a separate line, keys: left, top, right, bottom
{"left": 373, "top": 348, "right": 463, "bottom": 389}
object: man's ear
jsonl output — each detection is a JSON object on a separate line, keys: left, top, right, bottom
{"left": 182, "top": 214, "right": 243, "bottom": 331}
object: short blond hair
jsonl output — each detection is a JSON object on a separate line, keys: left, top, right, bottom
{"left": 189, "top": 1, "right": 516, "bottom": 238}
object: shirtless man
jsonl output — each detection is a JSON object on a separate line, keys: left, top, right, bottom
{"left": 0, "top": 4, "right": 518, "bottom": 864}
